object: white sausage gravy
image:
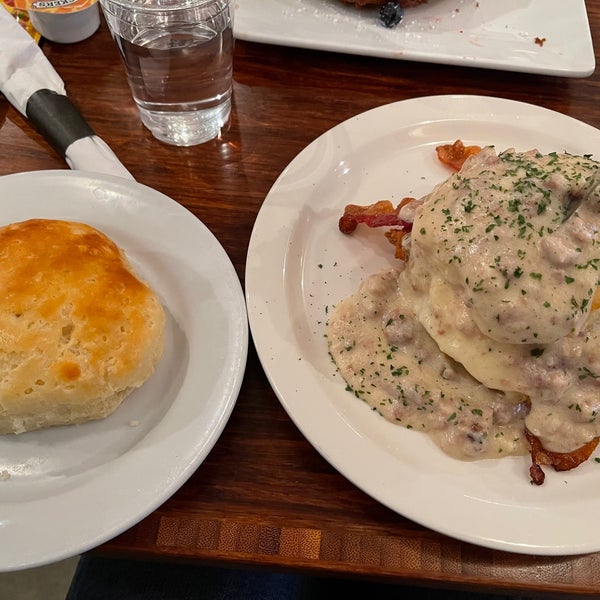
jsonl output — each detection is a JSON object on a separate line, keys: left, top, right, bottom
{"left": 328, "top": 146, "right": 600, "bottom": 461}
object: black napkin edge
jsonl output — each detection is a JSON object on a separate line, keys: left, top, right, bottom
{"left": 25, "top": 89, "right": 95, "bottom": 157}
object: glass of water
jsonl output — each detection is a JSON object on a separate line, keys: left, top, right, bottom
{"left": 100, "top": 0, "right": 233, "bottom": 146}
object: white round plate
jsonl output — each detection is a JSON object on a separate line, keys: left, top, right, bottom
{"left": 0, "top": 171, "right": 248, "bottom": 571}
{"left": 245, "top": 95, "right": 600, "bottom": 555}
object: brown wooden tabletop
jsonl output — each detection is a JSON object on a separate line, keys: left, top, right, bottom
{"left": 3, "top": 2, "right": 600, "bottom": 597}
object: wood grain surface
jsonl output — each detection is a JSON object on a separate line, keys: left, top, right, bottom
{"left": 3, "top": 2, "right": 600, "bottom": 596}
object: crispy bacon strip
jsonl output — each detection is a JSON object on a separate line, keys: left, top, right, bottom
{"left": 339, "top": 198, "right": 417, "bottom": 262}
{"left": 338, "top": 140, "right": 480, "bottom": 260}
{"left": 384, "top": 229, "right": 409, "bottom": 260}
{"left": 338, "top": 198, "right": 415, "bottom": 234}
{"left": 525, "top": 428, "right": 600, "bottom": 485}
{"left": 436, "top": 139, "right": 482, "bottom": 172}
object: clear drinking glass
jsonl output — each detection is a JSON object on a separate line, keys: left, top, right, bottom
{"left": 100, "top": 0, "right": 233, "bottom": 146}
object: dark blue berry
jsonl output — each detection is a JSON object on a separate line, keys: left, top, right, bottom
{"left": 379, "top": 1, "right": 404, "bottom": 28}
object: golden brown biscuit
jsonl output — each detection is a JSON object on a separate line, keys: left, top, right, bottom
{"left": 0, "top": 219, "right": 165, "bottom": 434}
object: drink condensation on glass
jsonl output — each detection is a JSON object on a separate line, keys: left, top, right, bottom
{"left": 100, "top": 0, "right": 233, "bottom": 146}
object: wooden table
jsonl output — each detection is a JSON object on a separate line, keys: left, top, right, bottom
{"left": 3, "top": 3, "right": 600, "bottom": 597}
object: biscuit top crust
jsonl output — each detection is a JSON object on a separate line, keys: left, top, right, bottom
{"left": 0, "top": 219, "right": 165, "bottom": 407}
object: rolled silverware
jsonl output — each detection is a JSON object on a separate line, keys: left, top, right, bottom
{"left": 0, "top": 9, "right": 133, "bottom": 180}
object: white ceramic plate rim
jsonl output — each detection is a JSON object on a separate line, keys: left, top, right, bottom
{"left": 233, "top": 0, "right": 595, "bottom": 77}
{"left": 246, "top": 94, "right": 600, "bottom": 555}
{"left": 0, "top": 170, "right": 248, "bottom": 572}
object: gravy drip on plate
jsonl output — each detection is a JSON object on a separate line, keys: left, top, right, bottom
{"left": 328, "top": 147, "right": 600, "bottom": 459}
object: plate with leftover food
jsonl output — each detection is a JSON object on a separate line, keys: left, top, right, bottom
{"left": 0, "top": 170, "right": 248, "bottom": 571}
{"left": 245, "top": 94, "right": 600, "bottom": 555}
{"left": 233, "top": 0, "right": 595, "bottom": 77}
